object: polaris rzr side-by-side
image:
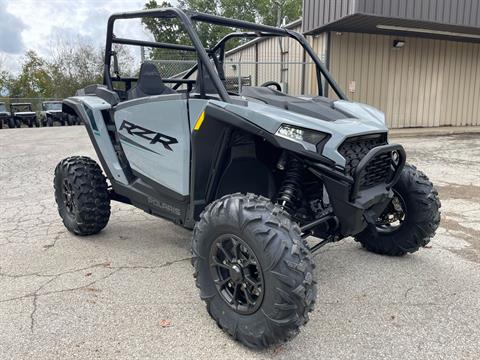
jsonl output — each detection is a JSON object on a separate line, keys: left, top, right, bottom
{"left": 54, "top": 8, "right": 441, "bottom": 349}
{"left": 40, "top": 101, "right": 72, "bottom": 126}
{"left": 10, "top": 103, "right": 39, "bottom": 128}
{"left": 0, "top": 102, "right": 11, "bottom": 129}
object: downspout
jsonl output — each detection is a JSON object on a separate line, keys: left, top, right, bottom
{"left": 301, "top": 45, "right": 306, "bottom": 95}
{"left": 255, "top": 42, "right": 259, "bottom": 86}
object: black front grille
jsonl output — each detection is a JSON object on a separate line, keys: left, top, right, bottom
{"left": 359, "top": 152, "right": 393, "bottom": 189}
{"left": 338, "top": 134, "right": 387, "bottom": 177}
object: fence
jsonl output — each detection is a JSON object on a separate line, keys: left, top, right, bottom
{"left": 148, "top": 60, "right": 319, "bottom": 96}
{"left": 222, "top": 60, "right": 318, "bottom": 96}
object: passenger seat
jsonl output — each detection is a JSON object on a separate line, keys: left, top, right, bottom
{"left": 127, "top": 63, "right": 176, "bottom": 100}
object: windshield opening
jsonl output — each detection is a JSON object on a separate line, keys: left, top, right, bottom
{"left": 11, "top": 104, "right": 32, "bottom": 112}
{"left": 43, "top": 102, "right": 62, "bottom": 111}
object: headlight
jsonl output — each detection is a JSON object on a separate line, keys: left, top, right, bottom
{"left": 275, "top": 124, "right": 329, "bottom": 152}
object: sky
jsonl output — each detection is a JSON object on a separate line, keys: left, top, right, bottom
{"left": 0, "top": 0, "right": 177, "bottom": 73}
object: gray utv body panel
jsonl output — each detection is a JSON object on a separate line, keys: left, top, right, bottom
{"left": 66, "top": 89, "right": 388, "bottom": 187}
{"left": 211, "top": 94, "right": 387, "bottom": 167}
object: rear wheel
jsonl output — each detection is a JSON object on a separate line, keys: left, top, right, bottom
{"left": 11, "top": 118, "right": 20, "bottom": 128}
{"left": 54, "top": 156, "right": 110, "bottom": 236}
{"left": 355, "top": 164, "right": 441, "bottom": 256}
{"left": 192, "top": 193, "right": 316, "bottom": 349}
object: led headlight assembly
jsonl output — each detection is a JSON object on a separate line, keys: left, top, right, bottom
{"left": 275, "top": 124, "right": 329, "bottom": 152}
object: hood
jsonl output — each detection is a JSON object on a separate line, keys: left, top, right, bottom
{"left": 210, "top": 99, "right": 388, "bottom": 166}
{"left": 45, "top": 110, "right": 62, "bottom": 114}
{"left": 0, "top": 111, "right": 10, "bottom": 116}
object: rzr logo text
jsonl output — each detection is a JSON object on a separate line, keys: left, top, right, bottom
{"left": 119, "top": 120, "right": 178, "bottom": 151}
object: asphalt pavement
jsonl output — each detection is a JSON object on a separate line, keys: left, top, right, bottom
{"left": 0, "top": 127, "right": 479, "bottom": 359}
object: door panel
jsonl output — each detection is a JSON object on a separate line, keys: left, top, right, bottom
{"left": 114, "top": 96, "right": 190, "bottom": 196}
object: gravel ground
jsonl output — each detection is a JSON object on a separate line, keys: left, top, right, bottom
{"left": 0, "top": 127, "right": 479, "bottom": 359}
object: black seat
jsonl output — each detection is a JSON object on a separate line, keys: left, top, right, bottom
{"left": 127, "top": 63, "right": 176, "bottom": 100}
{"left": 193, "top": 66, "right": 219, "bottom": 95}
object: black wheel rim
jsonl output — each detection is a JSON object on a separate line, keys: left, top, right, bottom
{"left": 209, "top": 234, "right": 264, "bottom": 315}
{"left": 62, "top": 179, "right": 75, "bottom": 213}
{"left": 375, "top": 190, "right": 407, "bottom": 233}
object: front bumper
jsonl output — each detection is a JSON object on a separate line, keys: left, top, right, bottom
{"left": 16, "top": 115, "right": 37, "bottom": 122}
{"left": 309, "top": 143, "right": 406, "bottom": 237}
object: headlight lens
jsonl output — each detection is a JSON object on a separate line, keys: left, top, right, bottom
{"left": 276, "top": 124, "right": 329, "bottom": 150}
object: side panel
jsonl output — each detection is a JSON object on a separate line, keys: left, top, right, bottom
{"left": 63, "top": 96, "right": 129, "bottom": 185}
{"left": 114, "top": 96, "right": 190, "bottom": 196}
{"left": 188, "top": 99, "right": 209, "bottom": 131}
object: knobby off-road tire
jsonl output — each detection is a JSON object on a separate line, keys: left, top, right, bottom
{"left": 192, "top": 193, "right": 317, "bottom": 349}
{"left": 355, "top": 164, "right": 441, "bottom": 256}
{"left": 54, "top": 156, "right": 110, "bottom": 236}
{"left": 9, "top": 118, "right": 18, "bottom": 128}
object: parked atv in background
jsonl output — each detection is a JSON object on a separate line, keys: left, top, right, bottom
{"left": 53, "top": 8, "right": 441, "bottom": 350}
{"left": 10, "top": 103, "right": 39, "bottom": 128}
{"left": 68, "top": 114, "right": 82, "bottom": 125}
{"left": 0, "top": 102, "right": 12, "bottom": 129}
{"left": 40, "top": 101, "right": 70, "bottom": 126}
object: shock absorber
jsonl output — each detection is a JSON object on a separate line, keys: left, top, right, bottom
{"left": 276, "top": 154, "right": 304, "bottom": 214}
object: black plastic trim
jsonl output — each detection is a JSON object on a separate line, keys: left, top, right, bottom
{"left": 351, "top": 144, "right": 406, "bottom": 201}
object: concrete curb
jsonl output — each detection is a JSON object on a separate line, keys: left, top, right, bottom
{"left": 390, "top": 126, "right": 480, "bottom": 138}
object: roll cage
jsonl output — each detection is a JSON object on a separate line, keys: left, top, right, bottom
{"left": 104, "top": 7, "right": 347, "bottom": 102}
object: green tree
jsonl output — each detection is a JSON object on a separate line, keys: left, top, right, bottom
{"left": 255, "top": 0, "right": 302, "bottom": 27}
{"left": 48, "top": 38, "right": 104, "bottom": 98}
{"left": 0, "top": 55, "right": 11, "bottom": 96}
{"left": 8, "top": 51, "right": 54, "bottom": 98}
{"left": 142, "top": 0, "right": 302, "bottom": 57}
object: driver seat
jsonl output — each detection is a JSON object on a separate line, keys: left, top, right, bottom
{"left": 127, "top": 63, "right": 176, "bottom": 100}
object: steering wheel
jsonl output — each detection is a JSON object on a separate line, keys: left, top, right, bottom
{"left": 260, "top": 81, "right": 282, "bottom": 92}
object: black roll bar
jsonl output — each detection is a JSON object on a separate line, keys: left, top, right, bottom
{"left": 113, "top": 37, "right": 199, "bottom": 52}
{"left": 104, "top": 7, "right": 347, "bottom": 102}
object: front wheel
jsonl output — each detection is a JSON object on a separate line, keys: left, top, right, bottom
{"left": 54, "top": 156, "right": 111, "bottom": 236}
{"left": 192, "top": 193, "right": 316, "bottom": 349}
{"left": 355, "top": 164, "right": 441, "bottom": 256}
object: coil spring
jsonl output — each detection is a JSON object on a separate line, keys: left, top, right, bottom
{"left": 277, "top": 158, "right": 304, "bottom": 213}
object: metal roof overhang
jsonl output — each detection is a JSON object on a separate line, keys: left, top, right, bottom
{"left": 305, "top": 14, "right": 480, "bottom": 43}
